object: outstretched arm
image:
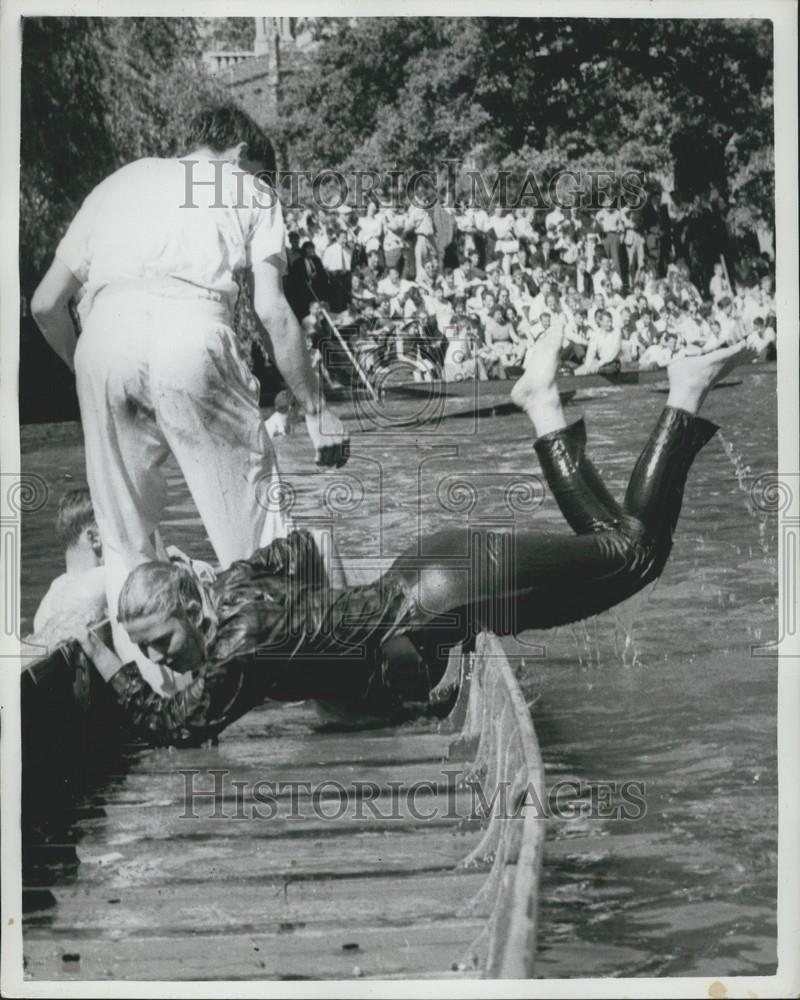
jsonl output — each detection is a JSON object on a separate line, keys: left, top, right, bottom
{"left": 250, "top": 259, "right": 349, "bottom": 468}
{"left": 76, "top": 626, "right": 251, "bottom": 747}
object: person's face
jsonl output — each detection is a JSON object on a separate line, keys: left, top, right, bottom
{"left": 389, "top": 267, "right": 400, "bottom": 282}
{"left": 541, "top": 314, "right": 551, "bottom": 329}
{"left": 498, "top": 289, "right": 509, "bottom": 305}
{"left": 368, "top": 252, "right": 379, "bottom": 267}
{"left": 470, "top": 252, "right": 479, "bottom": 266}
{"left": 546, "top": 294, "right": 557, "bottom": 310}
{"left": 425, "top": 261, "right": 436, "bottom": 277}
{"left": 484, "top": 293, "right": 496, "bottom": 310}
{"left": 303, "top": 245, "right": 314, "bottom": 258}
{"left": 124, "top": 610, "right": 205, "bottom": 674}
{"left": 711, "top": 321, "right": 721, "bottom": 335}
{"left": 601, "top": 314, "right": 613, "bottom": 332}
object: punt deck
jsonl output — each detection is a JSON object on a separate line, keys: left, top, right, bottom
{"left": 22, "top": 633, "right": 545, "bottom": 980}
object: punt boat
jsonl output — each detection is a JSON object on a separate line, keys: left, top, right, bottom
{"left": 21, "top": 632, "right": 545, "bottom": 980}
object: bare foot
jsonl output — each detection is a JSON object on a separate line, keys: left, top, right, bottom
{"left": 510, "top": 327, "right": 563, "bottom": 412}
{"left": 667, "top": 342, "right": 758, "bottom": 414}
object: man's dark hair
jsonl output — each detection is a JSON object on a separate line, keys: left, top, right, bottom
{"left": 56, "top": 488, "right": 96, "bottom": 550}
{"left": 185, "top": 104, "right": 276, "bottom": 178}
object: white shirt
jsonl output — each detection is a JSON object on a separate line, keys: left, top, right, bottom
{"left": 545, "top": 207, "right": 565, "bottom": 233}
{"left": 357, "top": 214, "right": 384, "bottom": 246}
{"left": 56, "top": 158, "right": 287, "bottom": 323}
{"left": 596, "top": 208, "right": 623, "bottom": 234}
{"left": 32, "top": 566, "right": 107, "bottom": 645}
{"left": 322, "top": 242, "right": 352, "bottom": 272}
{"left": 264, "top": 410, "right": 292, "bottom": 438}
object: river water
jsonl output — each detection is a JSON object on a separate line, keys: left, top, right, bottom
{"left": 20, "top": 369, "right": 778, "bottom": 978}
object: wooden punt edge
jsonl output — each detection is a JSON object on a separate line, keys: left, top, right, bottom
{"left": 444, "top": 632, "right": 545, "bottom": 979}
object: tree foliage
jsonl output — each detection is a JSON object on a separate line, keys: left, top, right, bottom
{"left": 19, "top": 15, "right": 775, "bottom": 296}
{"left": 20, "top": 17, "right": 227, "bottom": 293}
{"left": 275, "top": 17, "right": 773, "bottom": 234}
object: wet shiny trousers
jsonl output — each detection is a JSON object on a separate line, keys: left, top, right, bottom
{"left": 379, "top": 406, "right": 719, "bottom": 687}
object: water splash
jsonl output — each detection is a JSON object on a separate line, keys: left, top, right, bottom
{"left": 716, "top": 431, "right": 771, "bottom": 557}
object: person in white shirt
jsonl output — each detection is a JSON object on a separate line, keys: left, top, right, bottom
{"left": 31, "top": 106, "right": 349, "bottom": 688}
{"left": 595, "top": 205, "right": 626, "bottom": 285}
{"left": 381, "top": 208, "right": 406, "bottom": 270}
{"left": 356, "top": 199, "right": 384, "bottom": 251}
{"left": 592, "top": 257, "right": 623, "bottom": 298}
{"left": 545, "top": 206, "right": 566, "bottom": 236}
{"left": 708, "top": 261, "right": 731, "bottom": 303}
{"left": 713, "top": 296, "right": 745, "bottom": 345}
{"left": 512, "top": 208, "right": 537, "bottom": 246}
{"left": 406, "top": 202, "right": 435, "bottom": 274}
{"left": 321, "top": 229, "right": 353, "bottom": 312}
{"left": 264, "top": 389, "right": 298, "bottom": 439}
{"left": 30, "top": 489, "right": 107, "bottom": 650}
{"left": 746, "top": 316, "right": 777, "bottom": 359}
{"left": 377, "top": 265, "right": 413, "bottom": 317}
{"left": 575, "top": 309, "right": 623, "bottom": 374}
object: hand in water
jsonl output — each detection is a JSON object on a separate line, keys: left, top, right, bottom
{"left": 305, "top": 406, "right": 350, "bottom": 468}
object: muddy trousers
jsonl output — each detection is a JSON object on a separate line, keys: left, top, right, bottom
{"left": 75, "top": 286, "right": 288, "bottom": 692}
{"left": 382, "top": 407, "right": 719, "bottom": 665}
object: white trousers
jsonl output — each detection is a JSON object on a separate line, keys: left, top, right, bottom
{"left": 75, "top": 286, "right": 288, "bottom": 692}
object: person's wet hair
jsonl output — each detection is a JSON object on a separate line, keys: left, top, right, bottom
{"left": 118, "top": 561, "right": 203, "bottom": 627}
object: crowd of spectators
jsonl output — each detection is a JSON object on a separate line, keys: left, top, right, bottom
{"left": 278, "top": 188, "right": 777, "bottom": 387}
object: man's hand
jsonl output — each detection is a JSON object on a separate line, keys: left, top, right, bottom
{"left": 75, "top": 623, "right": 125, "bottom": 682}
{"left": 305, "top": 406, "right": 350, "bottom": 468}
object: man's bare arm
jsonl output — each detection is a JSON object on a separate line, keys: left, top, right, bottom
{"left": 30, "top": 259, "right": 82, "bottom": 371}
{"left": 251, "top": 258, "right": 349, "bottom": 468}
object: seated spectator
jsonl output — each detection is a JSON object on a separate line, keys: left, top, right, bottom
{"left": 264, "top": 389, "right": 298, "bottom": 439}
{"left": 709, "top": 261, "right": 732, "bottom": 303}
{"left": 377, "top": 265, "right": 413, "bottom": 317}
{"left": 358, "top": 248, "right": 385, "bottom": 293}
{"left": 442, "top": 325, "right": 490, "bottom": 382}
{"left": 638, "top": 331, "right": 675, "bottom": 370}
{"left": 356, "top": 199, "right": 384, "bottom": 257}
{"left": 746, "top": 316, "right": 777, "bottom": 359}
{"left": 30, "top": 489, "right": 106, "bottom": 649}
{"left": 574, "top": 309, "right": 622, "bottom": 375}
{"left": 592, "top": 256, "right": 623, "bottom": 298}
{"left": 350, "top": 272, "right": 377, "bottom": 311}
{"left": 415, "top": 257, "right": 439, "bottom": 295}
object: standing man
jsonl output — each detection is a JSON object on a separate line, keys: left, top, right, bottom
{"left": 595, "top": 200, "right": 628, "bottom": 290}
{"left": 31, "top": 105, "right": 349, "bottom": 689}
{"left": 321, "top": 229, "right": 352, "bottom": 312}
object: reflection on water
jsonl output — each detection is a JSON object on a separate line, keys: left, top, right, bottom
{"left": 20, "top": 373, "right": 778, "bottom": 977}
